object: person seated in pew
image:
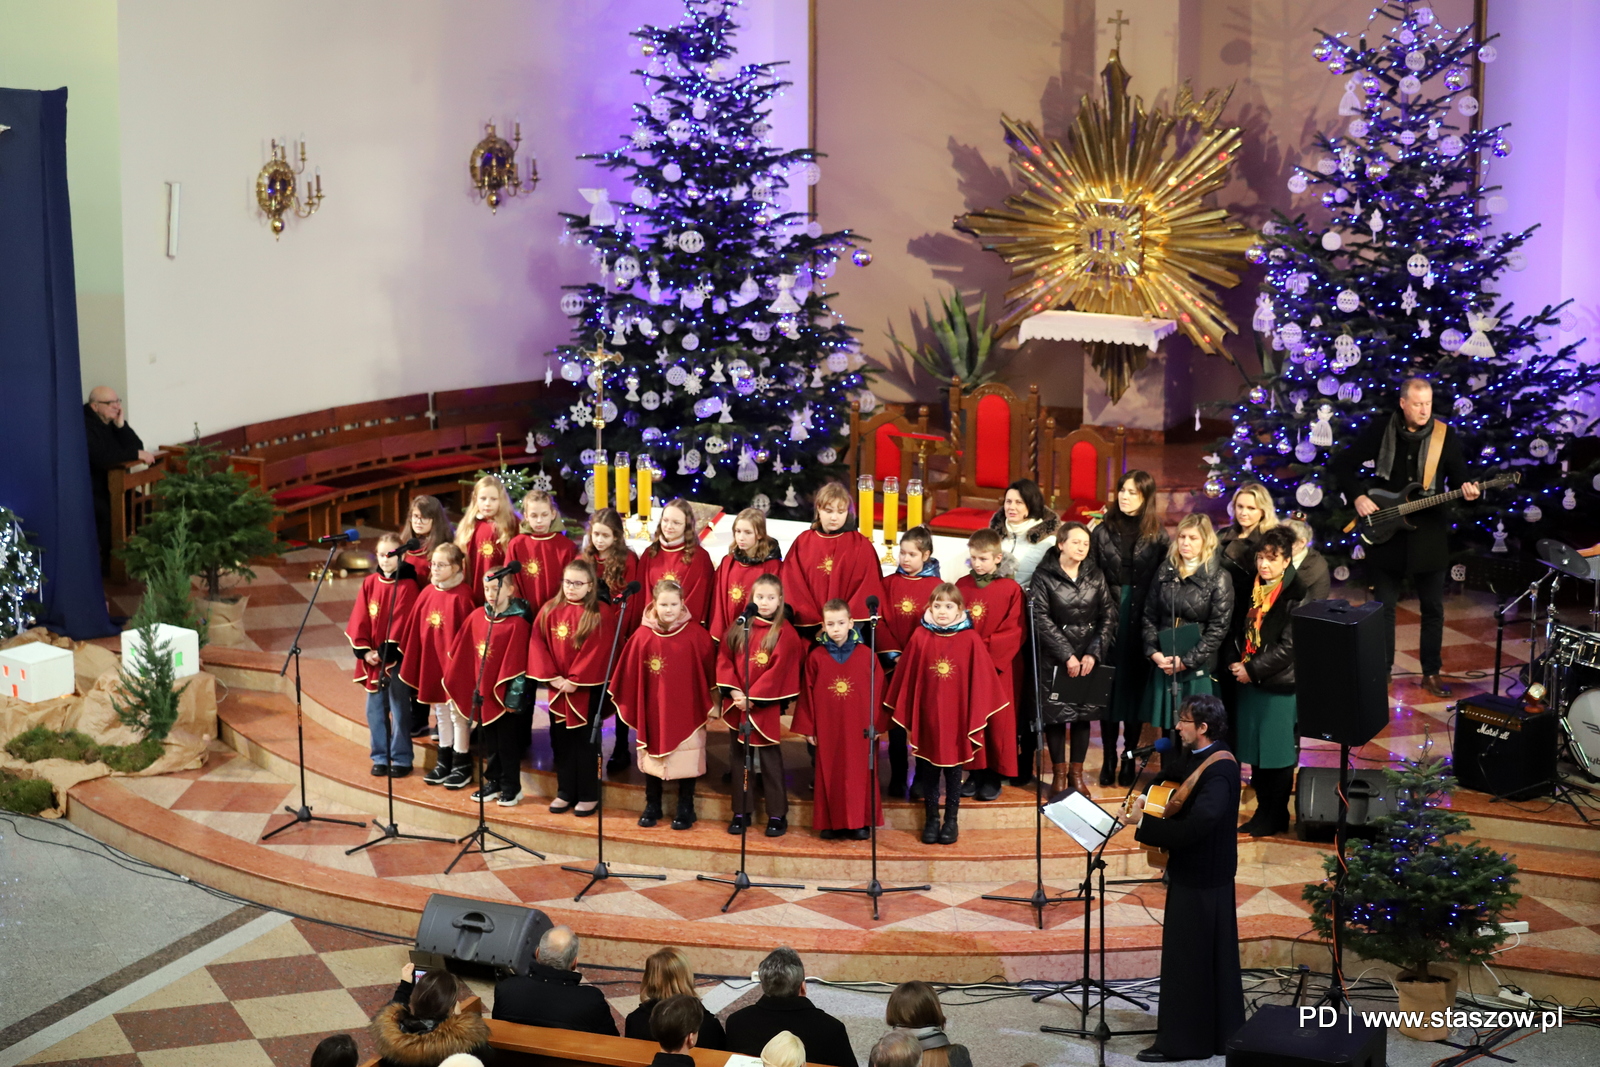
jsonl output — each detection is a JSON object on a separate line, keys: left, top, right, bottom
{"left": 725, "top": 947, "right": 855, "bottom": 1067}
{"left": 492, "top": 925, "right": 617, "bottom": 1036}
{"left": 648, "top": 994, "right": 706, "bottom": 1067}
{"left": 371, "top": 965, "right": 491, "bottom": 1067}
{"left": 624, "top": 946, "right": 727, "bottom": 1049}
{"left": 869, "top": 1031, "right": 923, "bottom": 1067}
{"left": 762, "top": 1031, "right": 808, "bottom": 1067}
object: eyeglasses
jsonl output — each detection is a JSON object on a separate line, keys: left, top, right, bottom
{"left": 562, "top": 578, "right": 590, "bottom": 588}
{"left": 1177, "top": 718, "right": 1196, "bottom": 726}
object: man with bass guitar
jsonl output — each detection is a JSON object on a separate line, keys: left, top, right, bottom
{"left": 1332, "top": 377, "right": 1481, "bottom": 698}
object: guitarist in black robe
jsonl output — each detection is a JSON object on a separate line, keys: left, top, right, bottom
{"left": 1331, "top": 378, "right": 1478, "bottom": 698}
{"left": 1118, "top": 694, "right": 1245, "bottom": 1062}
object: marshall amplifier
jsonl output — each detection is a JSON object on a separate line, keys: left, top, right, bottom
{"left": 1452, "top": 694, "right": 1555, "bottom": 801}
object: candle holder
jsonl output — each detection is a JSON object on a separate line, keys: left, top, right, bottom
{"left": 470, "top": 122, "right": 536, "bottom": 213}
{"left": 612, "top": 452, "right": 631, "bottom": 517}
{"left": 256, "top": 139, "right": 324, "bottom": 238}
{"left": 856, "top": 475, "right": 875, "bottom": 544}
{"left": 635, "top": 454, "right": 654, "bottom": 524}
{"left": 906, "top": 478, "right": 925, "bottom": 531}
{"left": 880, "top": 476, "right": 900, "bottom": 565}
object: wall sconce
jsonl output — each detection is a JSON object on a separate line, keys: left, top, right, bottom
{"left": 256, "top": 139, "right": 324, "bottom": 238}
{"left": 470, "top": 123, "right": 536, "bottom": 212}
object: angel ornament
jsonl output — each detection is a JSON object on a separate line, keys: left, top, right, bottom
{"left": 1460, "top": 309, "right": 1499, "bottom": 359}
{"left": 578, "top": 188, "right": 615, "bottom": 228}
{"left": 1309, "top": 405, "right": 1335, "bottom": 447}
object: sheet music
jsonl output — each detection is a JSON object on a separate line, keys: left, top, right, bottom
{"left": 1043, "top": 790, "right": 1122, "bottom": 852}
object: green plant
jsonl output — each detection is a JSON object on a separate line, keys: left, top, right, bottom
{"left": 3, "top": 727, "right": 164, "bottom": 773}
{"left": 887, "top": 290, "right": 1007, "bottom": 388}
{"left": 1303, "top": 751, "right": 1521, "bottom": 980}
{"left": 0, "top": 770, "right": 54, "bottom": 815}
{"left": 0, "top": 505, "right": 44, "bottom": 641}
{"left": 128, "top": 507, "right": 209, "bottom": 647}
{"left": 120, "top": 437, "right": 282, "bottom": 601}
{"left": 111, "top": 624, "right": 188, "bottom": 743}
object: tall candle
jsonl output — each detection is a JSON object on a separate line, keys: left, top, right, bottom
{"left": 636, "top": 455, "right": 653, "bottom": 522}
{"left": 882, "top": 476, "right": 900, "bottom": 546}
{"left": 613, "top": 452, "right": 631, "bottom": 517}
{"left": 857, "top": 475, "right": 875, "bottom": 540}
{"left": 906, "top": 478, "right": 924, "bottom": 531}
{"left": 592, "top": 450, "right": 608, "bottom": 512}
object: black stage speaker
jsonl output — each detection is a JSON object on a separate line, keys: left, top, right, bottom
{"left": 1293, "top": 599, "right": 1389, "bottom": 747}
{"left": 1226, "top": 1004, "right": 1386, "bottom": 1066}
{"left": 1295, "top": 766, "right": 1404, "bottom": 840}
{"left": 1452, "top": 694, "right": 1556, "bottom": 801}
{"left": 415, "top": 894, "right": 551, "bottom": 976}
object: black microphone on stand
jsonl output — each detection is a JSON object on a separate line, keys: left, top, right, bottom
{"left": 1123, "top": 737, "right": 1173, "bottom": 761}
{"left": 384, "top": 537, "right": 422, "bottom": 558}
{"left": 618, "top": 580, "right": 642, "bottom": 600}
{"left": 865, "top": 594, "right": 880, "bottom": 619}
{"left": 316, "top": 529, "right": 361, "bottom": 545}
{"left": 487, "top": 561, "right": 521, "bottom": 582}
{"left": 741, "top": 601, "right": 760, "bottom": 620}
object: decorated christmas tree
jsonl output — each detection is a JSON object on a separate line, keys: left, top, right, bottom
{"left": 546, "top": 0, "right": 869, "bottom": 517}
{"left": 0, "top": 505, "right": 44, "bottom": 641}
{"left": 1215, "top": 0, "right": 1599, "bottom": 571}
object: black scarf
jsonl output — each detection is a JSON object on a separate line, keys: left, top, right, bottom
{"left": 1375, "top": 412, "right": 1438, "bottom": 488}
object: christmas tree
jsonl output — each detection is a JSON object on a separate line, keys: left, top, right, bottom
{"left": 546, "top": 0, "right": 869, "bottom": 517}
{"left": 0, "top": 505, "right": 44, "bottom": 641}
{"left": 1215, "top": 0, "right": 1599, "bottom": 570}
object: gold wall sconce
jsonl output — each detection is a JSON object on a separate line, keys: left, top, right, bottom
{"left": 470, "top": 122, "right": 536, "bottom": 212}
{"left": 256, "top": 138, "right": 324, "bottom": 238}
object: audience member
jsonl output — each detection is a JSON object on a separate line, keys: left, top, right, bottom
{"left": 725, "top": 947, "right": 855, "bottom": 1067}
{"left": 371, "top": 965, "right": 491, "bottom": 1067}
{"left": 492, "top": 925, "right": 617, "bottom": 1035}
{"left": 437, "top": 1057, "right": 485, "bottom": 1067}
{"left": 761, "top": 1030, "right": 807, "bottom": 1067}
{"left": 868, "top": 1031, "right": 922, "bottom": 1067}
{"left": 624, "top": 947, "right": 727, "bottom": 1049}
{"left": 83, "top": 385, "right": 156, "bottom": 573}
{"left": 649, "top": 994, "right": 705, "bottom": 1067}
{"left": 885, "top": 981, "right": 971, "bottom": 1067}
{"left": 309, "top": 1033, "right": 358, "bottom": 1067}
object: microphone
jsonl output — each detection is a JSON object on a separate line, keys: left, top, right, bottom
{"left": 317, "top": 529, "right": 360, "bottom": 545}
{"left": 865, "top": 594, "right": 880, "bottom": 616}
{"left": 1123, "top": 736, "right": 1174, "bottom": 761}
{"left": 617, "top": 580, "right": 642, "bottom": 601}
{"left": 385, "top": 537, "right": 422, "bottom": 558}
{"left": 487, "top": 561, "right": 521, "bottom": 581}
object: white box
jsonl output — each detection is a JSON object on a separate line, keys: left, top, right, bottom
{"left": 0, "top": 643, "right": 76, "bottom": 702}
{"left": 121, "top": 624, "right": 201, "bottom": 679}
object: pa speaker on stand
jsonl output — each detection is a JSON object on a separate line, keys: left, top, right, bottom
{"left": 413, "top": 894, "right": 552, "bottom": 978}
{"left": 1293, "top": 599, "right": 1389, "bottom": 748}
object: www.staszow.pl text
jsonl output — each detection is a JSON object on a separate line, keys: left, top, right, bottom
{"left": 1299, "top": 1006, "right": 1565, "bottom": 1032}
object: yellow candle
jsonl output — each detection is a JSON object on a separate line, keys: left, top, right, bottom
{"left": 613, "top": 452, "right": 631, "bottom": 517}
{"left": 857, "top": 475, "right": 875, "bottom": 539}
{"left": 636, "top": 455, "right": 653, "bottom": 522}
{"left": 906, "top": 478, "right": 924, "bottom": 530}
{"left": 592, "top": 450, "right": 608, "bottom": 511}
{"left": 882, "top": 476, "right": 900, "bottom": 545}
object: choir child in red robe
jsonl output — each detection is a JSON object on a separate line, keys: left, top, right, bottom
{"left": 527, "top": 559, "right": 619, "bottom": 815}
{"left": 610, "top": 580, "right": 717, "bottom": 830}
{"left": 402, "top": 494, "right": 453, "bottom": 589}
{"left": 878, "top": 525, "right": 940, "bottom": 797}
{"left": 639, "top": 498, "right": 716, "bottom": 628}
{"left": 884, "top": 583, "right": 1009, "bottom": 845}
{"left": 454, "top": 475, "right": 518, "bottom": 606}
{"left": 793, "top": 600, "right": 889, "bottom": 840}
{"left": 779, "top": 480, "right": 885, "bottom": 630}
{"left": 346, "top": 534, "right": 421, "bottom": 775}
{"left": 400, "top": 543, "right": 477, "bottom": 788}
{"left": 442, "top": 572, "right": 532, "bottom": 804}
{"left": 956, "top": 528, "right": 1025, "bottom": 800}
{"left": 716, "top": 574, "right": 805, "bottom": 837}
{"left": 508, "top": 489, "right": 577, "bottom": 610}
{"left": 710, "top": 508, "right": 783, "bottom": 642}
{"left": 582, "top": 507, "right": 644, "bottom": 773}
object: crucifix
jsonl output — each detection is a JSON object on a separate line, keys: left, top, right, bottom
{"left": 579, "top": 330, "right": 623, "bottom": 453}
{"left": 1108, "top": 8, "right": 1130, "bottom": 51}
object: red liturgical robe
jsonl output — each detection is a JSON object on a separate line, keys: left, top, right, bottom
{"left": 884, "top": 622, "right": 1008, "bottom": 767}
{"left": 879, "top": 571, "right": 941, "bottom": 654}
{"left": 507, "top": 531, "right": 578, "bottom": 613}
{"left": 442, "top": 605, "right": 531, "bottom": 725}
{"left": 639, "top": 543, "right": 716, "bottom": 627}
{"left": 793, "top": 641, "right": 888, "bottom": 831}
{"left": 715, "top": 616, "right": 805, "bottom": 745}
{"left": 345, "top": 572, "right": 419, "bottom": 692}
{"left": 588, "top": 548, "right": 645, "bottom": 637}
{"left": 610, "top": 618, "right": 716, "bottom": 758}
{"left": 527, "top": 600, "right": 620, "bottom": 727}
{"left": 956, "top": 574, "right": 1025, "bottom": 775}
{"left": 780, "top": 530, "right": 886, "bottom": 627}
{"left": 398, "top": 578, "right": 475, "bottom": 703}
{"left": 401, "top": 547, "right": 433, "bottom": 589}
{"left": 462, "top": 522, "right": 508, "bottom": 605}
{"left": 709, "top": 551, "right": 783, "bottom": 642}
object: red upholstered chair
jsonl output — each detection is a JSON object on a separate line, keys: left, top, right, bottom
{"left": 927, "top": 382, "right": 1041, "bottom": 534}
{"left": 1040, "top": 420, "right": 1126, "bottom": 523}
{"left": 846, "top": 402, "right": 932, "bottom": 525}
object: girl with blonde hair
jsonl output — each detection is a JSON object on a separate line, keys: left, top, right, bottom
{"left": 454, "top": 476, "right": 518, "bottom": 605}
{"left": 717, "top": 574, "right": 806, "bottom": 837}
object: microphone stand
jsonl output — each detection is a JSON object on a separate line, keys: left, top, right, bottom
{"left": 446, "top": 582, "right": 545, "bottom": 874}
{"left": 818, "top": 603, "right": 929, "bottom": 920}
{"left": 262, "top": 539, "right": 367, "bottom": 841}
{"left": 348, "top": 557, "right": 450, "bottom": 855}
{"left": 699, "top": 611, "right": 804, "bottom": 912}
{"left": 563, "top": 586, "right": 664, "bottom": 899}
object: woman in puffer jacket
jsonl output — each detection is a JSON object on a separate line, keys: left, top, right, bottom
{"left": 371, "top": 966, "right": 492, "bottom": 1067}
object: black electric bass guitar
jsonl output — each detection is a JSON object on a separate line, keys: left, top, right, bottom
{"left": 1347, "top": 472, "right": 1519, "bottom": 545}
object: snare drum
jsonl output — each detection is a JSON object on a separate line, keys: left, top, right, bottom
{"left": 1553, "top": 624, "right": 1600, "bottom": 672}
{"left": 1566, "top": 688, "right": 1600, "bottom": 773}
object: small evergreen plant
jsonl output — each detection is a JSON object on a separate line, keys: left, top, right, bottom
{"left": 111, "top": 623, "right": 188, "bottom": 744}
{"left": 128, "top": 507, "right": 209, "bottom": 647}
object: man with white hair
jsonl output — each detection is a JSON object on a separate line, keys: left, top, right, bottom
{"left": 492, "top": 924, "right": 617, "bottom": 1035}
{"left": 83, "top": 386, "right": 157, "bottom": 574}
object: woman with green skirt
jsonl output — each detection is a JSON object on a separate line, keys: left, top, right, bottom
{"left": 1140, "top": 513, "right": 1232, "bottom": 772}
{"left": 1228, "top": 525, "right": 1304, "bottom": 837}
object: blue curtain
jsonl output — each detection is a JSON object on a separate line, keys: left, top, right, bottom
{"left": 0, "top": 87, "right": 114, "bottom": 639}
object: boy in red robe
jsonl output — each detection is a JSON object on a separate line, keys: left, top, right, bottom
{"left": 793, "top": 600, "right": 889, "bottom": 840}
{"left": 709, "top": 508, "right": 783, "bottom": 642}
{"left": 401, "top": 543, "right": 477, "bottom": 788}
{"left": 527, "top": 559, "right": 619, "bottom": 815}
{"left": 956, "top": 528, "right": 1025, "bottom": 801}
{"left": 883, "top": 583, "right": 1008, "bottom": 845}
{"left": 346, "top": 534, "right": 421, "bottom": 776}
{"left": 716, "top": 574, "right": 805, "bottom": 837}
{"left": 639, "top": 499, "right": 716, "bottom": 627}
{"left": 779, "top": 481, "right": 885, "bottom": 629}
{"left": 877, "top": 525, "right": 940, "bottom": 797}
{"left": 508, "top": 490, "right": 577, "bottom": 611}
{"left": 443, "top": 572, "right": 532, "bottom": 804}
{"left": 610, "top": 580, "right": 717, "bottom": 830}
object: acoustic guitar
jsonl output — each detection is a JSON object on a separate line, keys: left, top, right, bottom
{"left": 1125, "top": 751, "right": 1239, "bottom": 869}
{"left": 1346, "top": 472, "right": 1519, "bottom": 546}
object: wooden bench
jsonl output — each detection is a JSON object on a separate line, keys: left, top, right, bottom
{"left": 107, "top": 449, "right": 266, "bottom": 582}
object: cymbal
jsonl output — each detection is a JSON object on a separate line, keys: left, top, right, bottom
{"left": 1537, "top": 538, "right": 1594, "bottom": 581}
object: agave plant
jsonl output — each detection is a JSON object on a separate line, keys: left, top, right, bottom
{"left": 887, "top": 290, "right": 1007, "bottom": 388}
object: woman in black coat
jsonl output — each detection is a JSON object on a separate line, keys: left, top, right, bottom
{"left": 1090, "top": 469, "right": 1169, "bottom": 785}
{"left": 1031, "top": 522, "right": 1118, "bottom": 796}
{"left": 1215, "top": 483, "right": 1279, "bottom": 723}
{"left": 1141, "top": 514, "right": 1233, "bottom": 767}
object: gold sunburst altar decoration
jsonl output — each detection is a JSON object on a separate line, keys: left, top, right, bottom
{"left": 956, "top": 45, "right": 1255, "bottom": 401}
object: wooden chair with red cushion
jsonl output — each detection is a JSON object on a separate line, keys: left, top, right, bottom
{"left": 1039, "top": 420, "right": 1126, "bottom": 523}
{"left": 926, "top": 381, "right": 1041, "bottom": 534}
{"left": 846, "top": 401, "right": 932, "bottom": 527}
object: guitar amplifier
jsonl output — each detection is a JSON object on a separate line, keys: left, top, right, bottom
{"left": 1452, "top": 694, "right": 1555, "bottom": 800}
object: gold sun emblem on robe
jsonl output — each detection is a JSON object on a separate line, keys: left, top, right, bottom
{"left": 969, "top": 602, "right": 986, "bottom": 621}
{"left": 476, "top": 641, "right": 488, "bottom": 658}
{"left": 830, "top": 676, "right": 853, "bottom": 698}
{"left": 427, "top": 610, "right": 443, "bottom": 629}
{"left": 524, "top": 559, "right": 540, "bottom": 576}
{"left": 931, "top": 657, "right": 955, "bottom": 679}
{"left": 754, "top": 650, "right": 770, "bottom": 666}
{"left": 367, "top": 601, "right": 380, "bottom": 618}
{"left": 479, "top": 541, "right": 495, "bottom": 557}
{"left": 647, "top": 654, "right": 666, "bottom": 674}
{"left": 555, "top": 621, "right": 570, "bottom": 641}
{"left": 897, "top": 597, "right": 915, "bottom": 616}
{"left": 819, "top": 556, "right": 835, "bottom": 574}
{"left": 662, "top": 571, "right": 678, "bottom": 583}
{"left": 729, "top": 585, "right": 745, "bottom": 602}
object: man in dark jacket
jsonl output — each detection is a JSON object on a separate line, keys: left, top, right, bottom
{"left": 84, "top": 386, "right": 157, "bottom": 574}
{"left": 1282, "top": 519, "right": 1332, "bottom": 602}
{"left": 725, "top": 946, "right": 856, "bottom": 1067}
{"left": 492, "top": 925, "right": 618, "bottom": 1035}
{"left": 1119, "top": 695, "right": 1245, "bottom": 1061}
{"left": 1331, "top": 377, "right": 1478, "bottom": 697}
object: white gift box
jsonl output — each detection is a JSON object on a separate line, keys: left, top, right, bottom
{"left": 0, "top": 643, "right": 76, "bottom": 702}
{"left": 121, "top": 624, "right": 201, "bottom": 679}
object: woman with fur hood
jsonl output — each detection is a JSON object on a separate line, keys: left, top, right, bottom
{"left": 987, "top": 478, "right": 1060, "bottom": 784}
{"left": 371, "top": 966, "right": 492, "bottom": 1067}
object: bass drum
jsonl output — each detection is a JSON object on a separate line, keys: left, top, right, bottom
{"left": 1567, "top": 688, "right": 1600, "bottom": 775}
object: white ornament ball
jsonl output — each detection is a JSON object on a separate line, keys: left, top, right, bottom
{"left": 560, "top": 361, "right": 583, "bottom": 382}
{"left": 1348, "top": 118, "right": 1369, "bottom": 139}
{"left": 1295, "top": 440, "right": 1318, "bottom": 463}
{"left": 1321, "top": 231, "right": 1343, "bottom": 251}
{"left": 799, "top": 162, "right": 822, "bottom": 185}
{"left": 1439, "top": 328, "right": 1465, "bottom": 352}
{"left": 614, "top": 255, "right": 641, "bottom": 281}
{"left": 751, "top": 493, "right": 771, "bottom": 514}
{"left": 1523, "top": 504, "right": 1542, "bottom": 524}
{"left": 1454, "top": 398, "right": 1474, "bottom": 417}
{"left": 1507, "top": 251, "right": 1527, "bottom": 271}
{"left": 1288, "top": 173, "right": 1309, "bottom": 194}
{"left": 1529, "top": 438, "right": 1550, "bottom": 458}
{"left": 705, "top": 435, "right": 727, "bottom": 454}
{"left": 1295, "top": 483, "right": 1324, "bottom": 508}
{"left": 559, "top": 292, "right": 586, "bottom": 316}
{"left": 1404, "top": 50, "right": 1426, "bottom": 71}
{"left": 662, "top": 162, "right": 682, "bottom": 182}
{"left": 666, "top": 365, "right": 688, "bottom": 386}
{"left": 817, "top": 446, "right": 838, "bottom": 465}
{"left": 677, "top": 230, "right": 705, "bottom": 253}
{"left": 1478, "top": 44, "right": 1498, "bottom": 63}
{"left": 1407, "top": 253, "right": 1430, "bottom": 277}
{"left": 826, "top": 351, "right": 850, "bottom": 373}
{"left": 1316, "top": 157, "right": 1338, "bottom": 175}
{"left": 681, "top": 332, "right": 700, "bottom": 351}
{"left": 1439, "top": 134, "right": 1466, "bottom": 157}
{"left": 1486, "top": 195, "right": 1509, "bottom": 215}
{"left": 1456, "top": 95, "right": 1480, "bottom": 117}
{"left": 1279, "top": 322, "right": 1304, "bottom": 346}
{"left": 632, "top": 186, "right": 654, "bottom": 208}
{"left": 1333, "top": 565, "right": 1351, "bottom": 582}
{"left": 641, "top": 391, "right": 660, "bottom": 411}
{"left": 858, "top": 390, "right": 878, "bottom": 415}
{"left": 1335, "top": 289, "right": 1360, "bottom": 313}
{"left": 1399, "top": 75, "right": 1422, "bottom": 95}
